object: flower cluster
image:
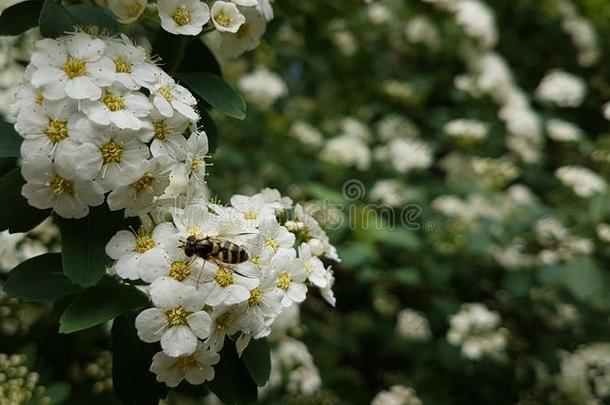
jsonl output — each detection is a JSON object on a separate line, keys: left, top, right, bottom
{"left": 105, "top": 188, "right": 338, "bottom": 387}
{"left": 13, "top": 32, "right": 208, "bottom": 219}
{"left": 107, "top": 0, "right": 273, "bottom": 59}
{"left": 447, "top": 303, "right": 508, "bottom": 360}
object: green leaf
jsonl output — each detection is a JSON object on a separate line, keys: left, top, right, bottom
{"left": 59, "top": 279, "right": 148, "bottom": 333}
{"left": 57, "top": 205, "right": 135, "bottom": 288}
{"left": 0, "top": 168, "right": 51, "bottom": 233}
{"left": 39, "top": 0, "right": 117, "bottom": 38}
{"left": 0, "top": 0, "right": 43, "bottom": 36}
{"left": 178, "top": 39, "right": 221, "bottom": 76}
{"left": 242, "top": 338, "right": 271, "bottom": 387}
{"left": 208, "top": 340, "right": 257, "bottom": 404}
{"left": 0, "top": 121, "right": 22, "bottom": 158}
{"left": 112, "top": 313, "right": 168, "bottom": 405}
{"left": 44, "top": 382, "right": 72, "bottom": 404}
{"left": 39, "top": 0, "right": 73, "bottom": 38}
{"left": 65, "top": 4, "right": 118, "bottom": 32}
{"left": 4, "top": 253, "right": 81, "bottom": 302}
{"left": 177, "top": 72, "right": 247, "bottom": 120}
{"left": 563, "top": 258, "right": 604, "bottom": 302}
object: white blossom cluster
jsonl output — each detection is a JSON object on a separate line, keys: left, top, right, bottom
{"left": 555, "top": 165, "right": 607, "bottom": 198}
{"left": 371, "top": 385, "right": 423, "bottom": 405}
{"left": 264, "top": 338, "right": 322, "bottom": 395}
{"left": 105, "top": 189, "right": 339, "bottom": 387}
{"left": 115, "top": 0, "right": 274, "bottom": 59}
{"left": 447, "top": 303, "right": 508, "bottom": 360}
{"left": 557, "top": 343, "right": 610, "bottom": 403}
{"left": 395, "top": 308, "right": 432, "bottom": 341}
{"left": 320, "top": 117, "right": 372, "bottom": 171}
{"left": 237, "top": 68, "right": 288, "bottom": 109}
{"left": 13, "top": 32, "right": 208, "bottom": 219}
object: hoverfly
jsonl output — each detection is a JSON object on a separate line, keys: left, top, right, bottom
{"left": 182, "top": 235, "right": 249, "bottom": 264}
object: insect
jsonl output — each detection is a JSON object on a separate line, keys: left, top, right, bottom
{"left": 181, "top": 235, "right": 249, "bottom": 264}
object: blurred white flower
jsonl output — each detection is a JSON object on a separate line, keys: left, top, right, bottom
{"left": 536, "top": 70, "right": 586, "bottom": 107}
{"left": 238, "top": 68, "right": 287, "bottom": 109}
{"left": 555, "top": 165, "right": 606, "bottom": 198}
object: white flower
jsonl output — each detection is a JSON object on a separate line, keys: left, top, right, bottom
{"left": 151, "top": 74, "right": 199, "bottom": 121}
{"left": 257, "top": 215, "right": 295, "bottom": 255}
{"left": 81, "top": 86, "right": 152, "bottom": 130}
{"left": 238, "top": 270, "right": 283, "bottom": 331}
{"left": 105, "top": 38, "right": 161, "bottom": 89}
{"left": 320, "top": 133, "right": 371, "bottom": 171}
{"left": 30, "top": 34, "right": 115, "bottom": 101}
{"left": 136, "top": 230, "right": 202, "bottom": 284}
{"left": 319, "top": 267, "right": 336, "bottom": 306}
{"left": 230, "top": 193, "right": 274, "bottom": 226}
{"left": 150, "top": 342, "right": 219, "bottom": 387}
{"left": 443, "top": 118, "right": 488, "bottom": 141}
{"left": 208, "top": 7, "right": 267, "bottom": 59}
{"left": 298, "top": 243, "right": 327, "bottom": 288}
{"left": 149, "top": 111, "right": 191, "bottom": 159}
{"left": 447, "top": 303, "right": 507, "bottom": 360}
{"left": 231, "top": 0, "right": 257, "bottom": 6}
{"left": 184, "top": 131, "right": 209, "bottom": 182}
{"left": 271, "top": 254, "right": 307, "bottom": 307}
{"left": 289, "top": 121, "right": 323, "bottom": 148}
{"left": 546, "top": 118, "right": 583, "bottom": 142}
{"left": 555, "top": 165, "right": 606, "bottom": 198}
{"left": 205, "top": 305, "right": 244, "bottom": 352}
{"left": 536, "top": 70, "right": 587, "bottom": 107}
{"left": 375, "top": 137, "right": 432, "bottom": 174}
{"left": 136, "top": 277, "right": 212, "bottom": 357}
{"left": 256, "top": 0, "right": 273, "bottom": 21}
{"left": 107, "top": 157, "right": 173, "bottom": 216}
{"left": 371, "top": 385, "right": 422, "bottom": 405}
{"left": 238, "top": 68, "right": 286, "bottom": 108}
{"left": 21, "top": 154, "right": 104, "bottom": 219}
{"left": 200, "top": 261, "right": 260, "bottom": 306}
{"left": 72, "top": 119, "right": 150, "bottom": 191}
{"left": 105, "top": 226, "right": 170, "bottom": 280}
{"left": 16, "top": 100, "right": 80, "bottom": 159}
{"left": 158, "top": 0, "right": 211, "bottom": 36}
{"left": 211, "top": 1, "right": 245, "bottom": 33}
{"left": 108, "top": 0, "right": 147, "bottom": 24}
{"left": 395, "top": 309, "right": 432, "bottom": 341}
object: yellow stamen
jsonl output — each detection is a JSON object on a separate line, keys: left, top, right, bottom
{"left": 265, "top": 238, "right": 279, "bottom": 251}
{"left": 214, "top": 12, "right": 231, "bottom": 27}
{"left": 63, "top": 57, "right": 87, "bottom": 79}
{"left": 100, "top": 140, "right": 123, "bottom": 164}
{"left": 49, "top": 176, "right": 74, "bottom": 196}
{"left": 215, "top": 312, "right": 232, "bottom": 329}
{"left": 45, "top": 119, "right": 69, "bottom": 144}
{"left": 248, "top": 288, "right": 262, "bottom": 306}
{"left": 102, "top": 92, "right": 125, "bottom": 112}
{"left": 214, "top": 267, "right": 234, "bottom": 287}
{"left": 34, "top": 92, "right": 44, "bottom": 105}
{"left": 126, "top": 1, "right": 144, "bottom": 18}
{"left": 244, "top": 210, "right": 257, "bottom": 220}
{"left": 157, "top": 85, "right": 174, "bottom": 102}
{"left": 131, "top": 173, "right": 155, "bottom": 192}
{"left": 174, "top": 355, "right": 197, "bottom": 369}
{"left": 166, "top": 307, "right": 189, "bottom": 326}
{"left": 187, "top": 226, "right": 203, "bottom": 239}
{"left": 169, "top": 260, "right": 191, "bottom": 282}
{"left": 114, "top": 56, "right": 133, "bottom": 73}
{"left": 153, "top": 119, "right": 172, "bottom": 141}
{"left": 172, "top": 6, "right": 192, "bottom": 26}
{"left": 134, "top": 235, "right": 155, "bottom": 253}
{"left": 277, "top": 272, "right": 291, "bottom": 290}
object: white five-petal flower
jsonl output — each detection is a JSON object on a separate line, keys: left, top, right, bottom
{"left": 136, "top": 277, "right": 212, "bottom": 357}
